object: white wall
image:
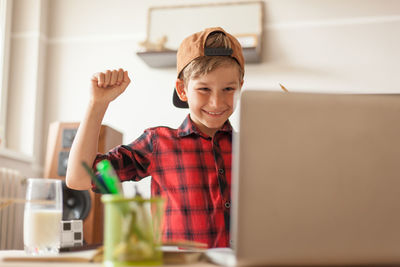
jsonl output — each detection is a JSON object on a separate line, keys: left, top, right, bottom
{"left": 42, "top": 0, "right": 400, "bottom": 149}
{"left": 43, "top": 0, "right": 191, "bottom": 148}
{"left": 257, "top": 0, "right": 400, "bottom": 93}
{"left": 3, "top": 0, "right": 400, "bottom": 176}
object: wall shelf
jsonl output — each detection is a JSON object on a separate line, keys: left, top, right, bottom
{"left": 136, "top": 47, "right": 261, "bottom": 68}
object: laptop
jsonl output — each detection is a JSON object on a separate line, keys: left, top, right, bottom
{"left": 207, "top": 90, "right": 400, "bottom": 266}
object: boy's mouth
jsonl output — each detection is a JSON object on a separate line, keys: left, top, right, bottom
{"left": 204, "top": 110, "right": 225, "bottom": 116}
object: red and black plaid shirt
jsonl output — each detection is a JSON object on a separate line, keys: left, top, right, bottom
{"left": 93, "top": 115, "right": 232, "bottom": 248}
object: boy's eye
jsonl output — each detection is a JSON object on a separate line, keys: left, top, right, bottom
{"left": 198, "top": 87, "right": 210, "bottom": 92}
{"left": 224, "top": 87, "right": 236, "bottom": 91}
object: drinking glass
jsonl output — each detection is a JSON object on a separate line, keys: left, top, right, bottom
{"left": 24, "top": 178, "right": 63, "bottom": 255}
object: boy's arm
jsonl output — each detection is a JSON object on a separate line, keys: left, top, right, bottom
{"left": 66, "top": 69, "right": 130, "bottom": 190}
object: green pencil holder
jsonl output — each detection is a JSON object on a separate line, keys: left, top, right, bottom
{"left": 101, "top": 195, "right": 165, "bottom": 267}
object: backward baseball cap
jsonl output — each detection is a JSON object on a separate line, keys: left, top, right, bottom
{"left": 173, "top": 27, "right": 245, "bottom": 108}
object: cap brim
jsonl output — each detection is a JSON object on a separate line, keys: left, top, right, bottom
{"left": 173, "top": 89, "right": 189, "bottom": 108}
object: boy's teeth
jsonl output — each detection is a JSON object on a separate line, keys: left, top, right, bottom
{"left": 207, "top": 111, "right": 223, "bottom": 115}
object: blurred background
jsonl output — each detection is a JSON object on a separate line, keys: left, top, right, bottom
{"left": 1, "top": 0, "right": 399, "bottom": 177}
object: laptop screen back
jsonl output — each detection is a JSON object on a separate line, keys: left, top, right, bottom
{"left": 231, "top": 91, "right": 400, "bottom": 266}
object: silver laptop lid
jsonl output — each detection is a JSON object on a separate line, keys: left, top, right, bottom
{"left": 231, "top": 90, "right": 400, "bottom": 266}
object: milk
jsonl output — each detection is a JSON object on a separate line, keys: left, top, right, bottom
{"left": 24, "top": 209, "right": 62, "bottom": 248}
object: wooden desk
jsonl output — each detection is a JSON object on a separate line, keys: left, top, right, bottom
{"left": 0, "top": 250, "right": 216, "bottom": 267}
{"left": 0, "top": 251, "right": 96, "bottom": 267}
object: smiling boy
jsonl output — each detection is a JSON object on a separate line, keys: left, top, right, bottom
{"left": 66, "top": 27, "right": 244, "bottom": 248}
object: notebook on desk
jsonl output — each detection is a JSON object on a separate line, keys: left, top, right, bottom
{"left": 207, "top": 90, "right": 400, "bottom": 266}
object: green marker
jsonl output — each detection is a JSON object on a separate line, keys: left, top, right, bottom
{"left": 81, "top": 161, "right": 108, "bottom": 194}
{"left": 96, "top": 160, "right": 121, "bottom": 195}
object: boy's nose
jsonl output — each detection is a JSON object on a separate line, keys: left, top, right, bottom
{"left": 209, "top": 92, "right": 223, "bottom": 107}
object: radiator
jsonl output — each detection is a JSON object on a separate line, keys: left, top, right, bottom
{"left": 0, "top": 167, "right": 26, "bottom": 250}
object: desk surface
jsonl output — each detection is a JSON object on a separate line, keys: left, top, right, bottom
{"left": 0, "top": 250, "right": 217, "bottom": 267}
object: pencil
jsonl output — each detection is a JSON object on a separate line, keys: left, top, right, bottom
{"left": 279, "top": 83, "right": 289, "bottom": 92}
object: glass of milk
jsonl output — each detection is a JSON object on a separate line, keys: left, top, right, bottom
{"left": 24, "top": 178, "right": 63, "bottom": 255}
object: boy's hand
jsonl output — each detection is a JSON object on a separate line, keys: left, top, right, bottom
{"left": 90, "top": 68, "right": 131, "bottom": 105}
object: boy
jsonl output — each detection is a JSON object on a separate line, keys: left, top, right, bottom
{"left": 66, "top": 27, "right": 245, "bottom": 248}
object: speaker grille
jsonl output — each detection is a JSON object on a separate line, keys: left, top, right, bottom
{"left": 62, "top": 182, "right": 91, "bottom": 221}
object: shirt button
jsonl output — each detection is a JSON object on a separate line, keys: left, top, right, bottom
{"left": 218, "top": 168, "right": 224, "bottom": 175}
{"left": 224, "top": 202, "right": 231, "bottom": 209}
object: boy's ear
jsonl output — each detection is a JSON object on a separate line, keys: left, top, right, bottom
{"left": 175, "top": 79, "right": 187, "bottom": 101}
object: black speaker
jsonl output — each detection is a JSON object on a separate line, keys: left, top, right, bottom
{"left": 44, "top": 122, "right": 123, "bottom": 245}
{"left": 62, "top": 181, "right": 91, "bottom": 222}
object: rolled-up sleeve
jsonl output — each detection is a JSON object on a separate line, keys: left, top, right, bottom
{"left": 91, "top": 129, "right": 155, "bottom": 192}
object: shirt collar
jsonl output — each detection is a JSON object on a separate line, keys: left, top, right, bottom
{"left": 177, "top": 114, "right": 232, "bottom": 138}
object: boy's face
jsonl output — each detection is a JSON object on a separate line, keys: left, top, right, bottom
{"left": 176, "top": 64, "right": 243, "bottom": 137}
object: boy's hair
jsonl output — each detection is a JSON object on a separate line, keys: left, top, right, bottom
{"left": 173, "top": 27, "right": 245, "bottom": 108}
{"left": 178, "top": 32, "right": 244, "bottom": 84}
